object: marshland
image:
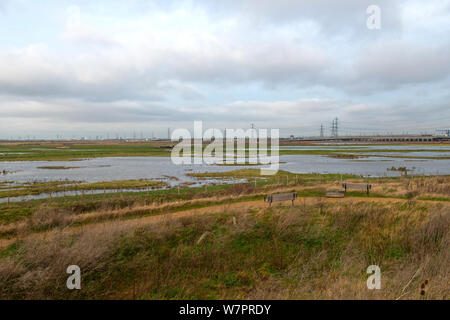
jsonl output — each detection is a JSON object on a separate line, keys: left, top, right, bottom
{"left": 2, "top": 0, "right": 450, "bottom": 304}
{"left": 0, "top": 141, "right": 449, "bottom": 299}
{"left": 1, "top": 141, "right": 450, "bottom": 203}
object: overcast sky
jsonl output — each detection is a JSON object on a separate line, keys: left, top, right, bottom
{"left": 0, "top": 0, "right": 449, "bottom": 139}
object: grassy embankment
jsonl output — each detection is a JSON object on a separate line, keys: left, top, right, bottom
{"left": 0, "top": 169, "right": 449, "bottom": 299}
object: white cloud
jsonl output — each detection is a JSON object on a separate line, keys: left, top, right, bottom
{"left": 0, "top": 0, "right": 449, "bottom": 136}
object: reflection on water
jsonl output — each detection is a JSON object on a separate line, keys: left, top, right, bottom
{"left": 281, "top": 155, "right": 449, "bottom": 176}
{"left": 0, "top": 178, "right": 246, "bottom": 203}
{"left": 1, "top": 154, "right": 449, "bottom": 184}
{"left": 0, "top": 152, "right": 449, "bottom": 203}
{"left": 0, "top": 157, "right": 258, "bottom": 185}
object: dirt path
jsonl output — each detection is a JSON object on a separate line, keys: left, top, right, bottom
{"left": 0, "top": 195, "right": 446, "bottom": 249}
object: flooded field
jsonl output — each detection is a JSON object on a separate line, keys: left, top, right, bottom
{"left": 0, "top": 155, "right": 447, "bottom": 186}
{"left": 278, "top": 144, "right": 450, "bottom": 158}
{"left": 0, "top": 143, "right": 449, "bottom": 203}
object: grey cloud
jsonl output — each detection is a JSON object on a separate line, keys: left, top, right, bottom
{"left": 2, "top": 1, "right": 446, "bottom": 103}
{"left": 337, "top": 98, "right": 450, "bottom": 130}
{"left": 1, "top": 94, "right": 449, "bottom": 136}
{"left": 171, "top": 42, "right": 332, "bottom": 86}
{"left": 190, "top": 0, "right": 402, "bottom": 36}
{"left": 0, "top": 40, "right": 332, "bottom": 102}
{"left": 0, "top": 0, "right": 9, "bottom": 12}
{"left": 0, "top": 98, "right": 178, "bottom": 123}
{"left": 1, "top": 0, "right": 450, "bottom": 136}
{"left": 356, "top": 42, "right": 450, "bottom": 88}
{"left": 0, "top": 96, "right": 343, "bottom": 125}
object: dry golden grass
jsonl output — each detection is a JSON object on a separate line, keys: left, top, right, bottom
{"left": 404, "top": 176, "right": 450, "bottom": 197}
{"left": 0, "top": 175, "right": 448, "bottom": 241}
{"left": 0, "top": 175, "right": 449, "bottom": 300}
{"left": 0, "top": 197, "right": 448, "bottom": 300}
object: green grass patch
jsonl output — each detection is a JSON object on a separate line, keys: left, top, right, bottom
{"left": 0, "top": 179, "right": 167, "bottom": 199}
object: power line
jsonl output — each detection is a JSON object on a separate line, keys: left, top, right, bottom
{"left": 335, "top": 118, "right": 338, "bottom": 137}
{"left": 331, "top": 118, "right": 338, "bottom": 137}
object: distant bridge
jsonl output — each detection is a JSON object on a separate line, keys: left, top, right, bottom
{"left": 289, "top": 135, "right": 448, "bottom": 142}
